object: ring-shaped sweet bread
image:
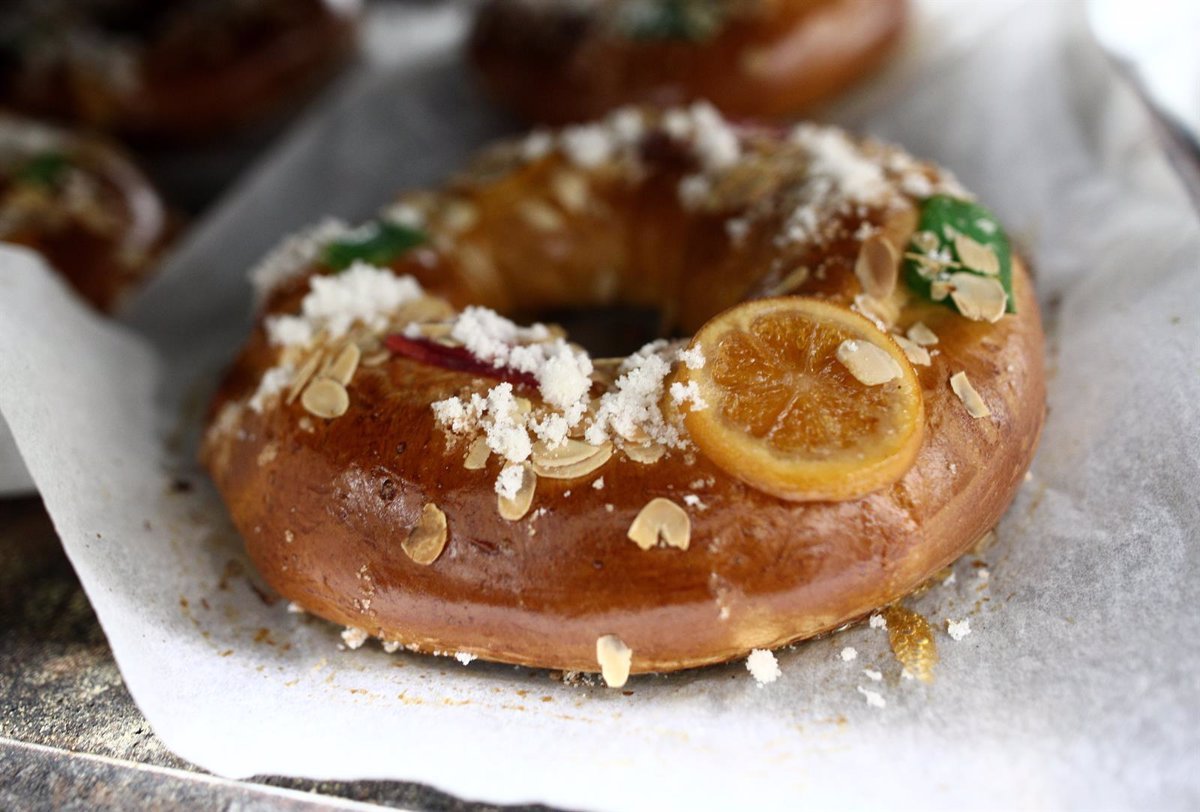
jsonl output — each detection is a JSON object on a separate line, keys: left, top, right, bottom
{"left": 203, "top": 105, "right": 1044, "bottom": 685}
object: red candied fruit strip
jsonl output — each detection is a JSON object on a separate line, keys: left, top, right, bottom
{"left": 384, "top": 333, "right": 539, "bottom": 390}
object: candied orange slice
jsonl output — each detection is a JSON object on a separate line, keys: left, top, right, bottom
{"left": 680, "top": 298, "right": 924, "bottom": 502}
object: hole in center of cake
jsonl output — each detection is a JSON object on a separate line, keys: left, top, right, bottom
{"left": 516, "top": 304, "right": 683, "bottom": 358}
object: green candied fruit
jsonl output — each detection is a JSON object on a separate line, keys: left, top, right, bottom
{"left": 619, "top": 0, "right": 726, "bottom": 41}
{"left": 903, "top": 195, "right": 1016, "bottom": 315}
{"left": 322, "top": 220, "right": 426, "bottom": 272}
{"left": 16, "top": 152, "right": 70, "bottom": 188}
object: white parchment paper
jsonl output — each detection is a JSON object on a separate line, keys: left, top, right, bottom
{"left": 2, "top": 1, "right": 1198, "bottom": 808}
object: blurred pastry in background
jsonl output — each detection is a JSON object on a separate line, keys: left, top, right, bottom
{"left": 468, "top": 0, "right": 907, "bottom": 125}
{"left": 0, "top": 115, "right": 170, "bottom": 311}
{"left": 0, "top": 0, "right": 361, "bottom": 143}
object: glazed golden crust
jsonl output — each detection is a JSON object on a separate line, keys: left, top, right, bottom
{"left": 469, "top": 0, "right": 907, "bottom": 124}
{"left": 203, "top": 116, "right": 1044, "bottom": 674}
{"left": 206, "top": 266, "right": 1041, "bottom": 673}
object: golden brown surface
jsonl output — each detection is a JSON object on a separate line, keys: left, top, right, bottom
{"left": 469, "top": 0, "right": 908, "bottom": 124}
{"left": 203, "top": 123, "right": 1045, "bottom": 675}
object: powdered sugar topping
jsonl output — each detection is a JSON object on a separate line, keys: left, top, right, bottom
{"left": 433, "top": 383, "right": 533, "bottom": 463}
{"left": 266, "top": 262, "right": 423, "bottom": 347}
{"left": 682, "top": 101, "right": 741, "bottom": 172}
{"left": 432, "top": 328, "right": 706, "bottom": 497}
{"left": 677, "top": 346, "right": 706, "bottom": 370}
{"left": 249, "top": 218, "right": 351, "bottom": 300}
{"left": 583, "top": 340, "right": 699, "bottom": 448}
{"left": 790, "top": 124, "right": 890, "bottom": 204}
{"left": 248, "top": 366, "right": 294, "bottom": 414}
{"left": 495, "top": 462, "right": 527, "bottom": 500}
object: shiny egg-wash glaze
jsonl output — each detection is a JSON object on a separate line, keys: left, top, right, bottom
{"left": 203, "top": 116, "right": 1045, "bottom": 675}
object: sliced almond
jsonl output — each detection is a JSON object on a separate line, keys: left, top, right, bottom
{"left": 911, "top": 230, "right": 940, "bottom": 254}
{"left": 595, "top": 634, "right": 632, "bottom": 688}
{"left": 409, "top": 322, "right": 448, "bottom": 340}
{"left": 855, "top": 233, "right": 900, "bottom": 299}
{"left": 533, "top": 438, "right": 605, "bottom": 469}
{"left": 542, "top": 324, "right": 569, "bottom": 341}
{"left": 519, "top": 199, "right": 564, "bottom": 232}
{"left": 287, "top": 352, "right": 323, "bottom": 405}
{"left": 617, "top": 422, "right": 652, "bottom": 445}
{"left": 624, "top": 443, "right": 666, "bottom": 464}
{"left": 402, "top": 503, "right": 448, "bottom": 565}
{"left": 954, "top": 234, "right": 1001, "bottom": 276}
{"left": 352, "top": 329, "right": 380, "bottom": 351}
{"left": 906, "top": 321, "right": 939, "bottom": 346}
{"left": 893, "top": 335, "right": 932, "bottom": 366}
{"left": 301, "top": 378, "right": 349, "bottom": 419}
{"left": 395, "top": 297, "right": 456, "bottom": 327}
{"left": 950, "top": 371, "right": 991, "bottom": 418}
{"left": 551, "top": 171, "right": 590, "bottom": 213}
{"left": 881, "top": 204, "right": 919, "bottom": 250}
{"left": 440, "top": 200, "right": 478, "bottom": 234}
{"left": 256, "top": 442, "right": 278, "bottom": 467}
{"left": 627, "top": 497, "right": 691, "bottom": 551}
{"left": 456, "top": 244, "right": 498, "bottom": 289}
{"left": 908, "top": 256, "right": 942, "bottom": 280}
{"left": 948, "top": 272, "right": 1007, "bottom": 322}
{"left": 498, "top": 462, "right": 536, "bottom": 521}
{"left": 930, "top": 279, "right": 952, "bottom": 301}
{"left": 315, "top": 347, "right": 336, "bottom": 379}
{"left": 327, "top": 343, "right": 361, "bottom": 386}
{"left": 853, "top": 293, "right": 900, "bottom": 329}
{"left": 360, "top": 350, "right": 391, "bottom": 368}
{"left": 836, "top": 340, "right": 902, "bottom": 386}
{"left": 533, "top": 442, "right": 613, "bottom": 480}
{"left": 464, "top": 436, "right": 491, "bottom": 470}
